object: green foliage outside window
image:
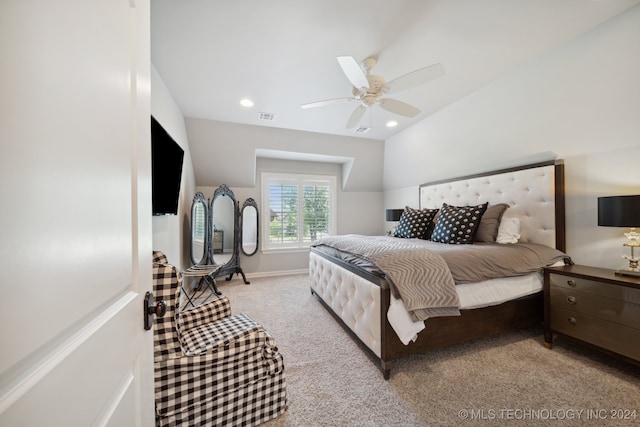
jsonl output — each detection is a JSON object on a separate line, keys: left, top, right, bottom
{"left": 268, "top": 182, "right": 330, "bottom": 245}
{"left": 303, "top": 185, "right": 329, "bottom": 242}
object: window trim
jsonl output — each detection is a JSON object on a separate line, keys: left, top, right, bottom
{"left": 261, "top": 172, "right": 337, "bottom": 251}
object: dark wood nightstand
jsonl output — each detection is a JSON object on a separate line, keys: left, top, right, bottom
{"left": 212, "top": 229, "right": 224, "bottom": 254}
{"left": 544, "top": 264, "right": 640, "bottom": 365}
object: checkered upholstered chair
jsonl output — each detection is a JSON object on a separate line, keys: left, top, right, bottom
{"left": 152, "top": 251, "right": 287, "bottom": 426}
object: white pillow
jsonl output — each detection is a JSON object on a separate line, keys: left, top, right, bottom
{"left": 496, "top": 217, "right": 520, "bottom": 244}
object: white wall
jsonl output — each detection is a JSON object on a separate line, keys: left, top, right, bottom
{"left": 564, "top": 146, "right": 640, "bottom": 269}
{"left": 197, "top": 157, "right": 383, "bottom": 276}
{"left": 151, "top": 65, "right": 197, "bottom": 269}
{"left": 185, "top": 118, "right": 385, "bottom": 192}
{"left": 180, "top": 113, "right": 386, "bottom": 275}
{"left": 383, "top": 5, "right": 640, "bottom": 270}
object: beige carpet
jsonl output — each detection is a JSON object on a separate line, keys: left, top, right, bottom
{"left": 207, "top": 274, "right": 639, "bottom": 426}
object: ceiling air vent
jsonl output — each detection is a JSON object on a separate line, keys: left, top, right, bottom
{"left": 258, "top": 112, "right": 276, "bottom": 121}
{"left": 354, "top": 127, "right": 371, "bottom": 133}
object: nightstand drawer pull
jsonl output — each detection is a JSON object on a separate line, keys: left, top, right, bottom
{"left": 567, "top": 317, "right": 577, "bottom": 325}
{"left": 566, "top": 296, "right": 576, "bottom": 304}
{"left": 567, "top": 280, "right": 577, "bottom": 288}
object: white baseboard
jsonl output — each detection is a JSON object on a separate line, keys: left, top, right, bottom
{"left": 245, "top": 269, "right": 308, "bottom": 280}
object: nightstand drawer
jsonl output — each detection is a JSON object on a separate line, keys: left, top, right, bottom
{"left": 550, "top": 308, "right": 640, "bottom": 361}
{"left": 549, "top": 286, "right": 640, "bottom": 329}
{"left": 549, "top": 275, "right": 640, "bottom": 304}
{"left": 212, "top": 230, "right": 223, "bottom": 254}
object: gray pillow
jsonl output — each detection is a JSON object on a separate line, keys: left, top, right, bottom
{"left": 475, "top": 203, "right": 510, "bottom": 242}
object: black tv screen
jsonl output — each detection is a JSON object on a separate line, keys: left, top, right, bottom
{"left": 151, "top": 116, "right": 184, "bottom": 215}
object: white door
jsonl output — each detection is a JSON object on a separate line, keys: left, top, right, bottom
{"left": 0, "top": 1, "right": 154, "bottom": 425}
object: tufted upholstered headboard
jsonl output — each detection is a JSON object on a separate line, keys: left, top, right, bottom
{"left": 419, "top": 160, "right": 565, "bottom": 251}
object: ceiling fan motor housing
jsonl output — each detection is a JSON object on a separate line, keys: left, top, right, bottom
{"left": 361, "top": 57, "right": 377, "bottom": 72}
{"left": 367, "top": 75, "right": 385, "bottom": 93}
{"left": 352, "top": 75, "right": 386, "bottom": 105}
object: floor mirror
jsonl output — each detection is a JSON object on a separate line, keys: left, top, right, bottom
{"left": 241, "top": 198, "right": 259, "bottom": 256}
{"left": 189, "top": 192, "right": 209, "bottom": 265}
{"left": 209, "top": 184, "right": 249, "bottom": 284}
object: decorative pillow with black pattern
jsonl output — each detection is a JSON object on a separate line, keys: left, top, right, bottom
{"left": 393, "top": 206, "right": 439, "bottom": 239}
{"left": 430, "top": 202, "right": 488, "bottom": 244}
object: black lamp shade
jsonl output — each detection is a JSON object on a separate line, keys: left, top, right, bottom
{"left": 598, "top": 195, "right": 640, "bottom": 227}
{"left": 386, "top": 209, "right": 404, "bottom": 222}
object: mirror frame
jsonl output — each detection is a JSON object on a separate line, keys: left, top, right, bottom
{"left": 209, "top": 184, "right": 239, "bottom": 268}
{"left": 189, "top": 192, "right": 209, "bottom": 265}
{"left": 240, "top": 198, "right": 259, "bottom": 256}
{"left": 206, "top": 184, "right": 250, "bottom": 284}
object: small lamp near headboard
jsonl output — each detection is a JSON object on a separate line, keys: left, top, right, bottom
{"left": 385, "top": 208, "right": 404, "bottom": 236}
{"left": 386, "top": 209, "right": 404, "bottom": 222}
{"left": 598, "top": 195, "right": 640, "bottom": 276}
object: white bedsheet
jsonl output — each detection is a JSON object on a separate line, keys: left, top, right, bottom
{"left": 388, "top": 271, "right": 546, "bottom": 345}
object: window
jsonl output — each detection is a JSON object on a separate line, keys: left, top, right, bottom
{"left": 193, "top": 203, "right": 206, "bottom": 243}
{"left": 262, "top": 172, "right": 336, "bottom": 250}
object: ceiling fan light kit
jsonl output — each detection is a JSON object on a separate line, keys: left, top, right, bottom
{"left": 302, "top": 55, "right": 445, "bottom": 130}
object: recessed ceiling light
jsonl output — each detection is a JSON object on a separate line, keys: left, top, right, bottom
{"left": 240, "top": 98, "right": 254, "bottom": 108}
{"left": 386, "top": 120, "right": 398, "bottom": 128}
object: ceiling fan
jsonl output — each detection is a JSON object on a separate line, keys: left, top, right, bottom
{"left": 301, "top": 56, "right": 445, "bottom": 129}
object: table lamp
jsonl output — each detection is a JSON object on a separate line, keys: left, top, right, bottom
{"left": 598, "top": 195, "right": 640, "bottom": 276}
{"left": 386, "top": 208, "right": 404, "bottom": 236}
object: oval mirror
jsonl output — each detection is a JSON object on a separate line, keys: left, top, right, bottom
{"left": 190, "top": 192, "right": 208, "bottom": 265}
{"left": 241, "top": 198, "right": 259, "bottom": 256}
{"left": 210, "top": 184, "right": 237, "bottom": 267}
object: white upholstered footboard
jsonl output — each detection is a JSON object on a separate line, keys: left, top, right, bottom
{"left": 309, "top": 251, "right": 382, "bottom": 357}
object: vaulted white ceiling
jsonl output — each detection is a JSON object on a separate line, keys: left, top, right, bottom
{"left": 151, "top": 0, "right": 639, "bottom": 141}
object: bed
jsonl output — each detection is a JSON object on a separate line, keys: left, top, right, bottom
{"left": 309, "top": 160, "right": 569, "bottom": 379}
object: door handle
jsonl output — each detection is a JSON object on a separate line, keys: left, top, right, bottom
{"left": 144, "top": 291, "right": 167, "bottom": 330}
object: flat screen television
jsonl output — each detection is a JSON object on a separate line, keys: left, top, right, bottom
{"left": 151, "top": 116, "right": 184, "bottom": 215}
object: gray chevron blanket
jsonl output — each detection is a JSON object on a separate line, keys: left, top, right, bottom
{"left": 312, "top": 235, "right": 460, "bottom": 321}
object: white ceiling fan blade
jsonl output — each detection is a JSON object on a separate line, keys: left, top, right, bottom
{"left": 301, "top": 97, "right": 352, "bottom": 109}
{"left": 386, "top": 63, "right": 445, "bottom": 94}
{"left": 346, "top": 105, "right": 367, "bottom": 129}
{"left": 379, "top": 98, "right": 421, "bottom": 117}
{"left": 337, "top": 56, "right": 369, "bottom": 90}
